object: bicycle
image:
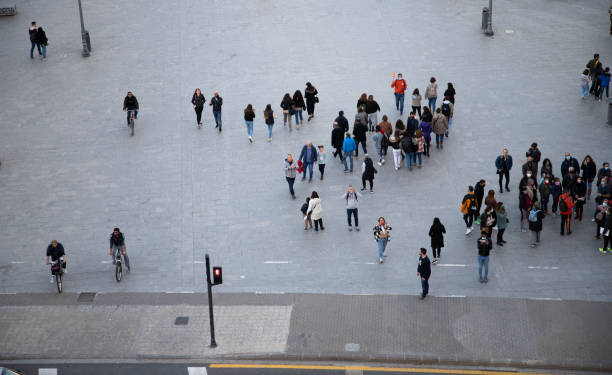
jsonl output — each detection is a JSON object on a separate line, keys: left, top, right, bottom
{"left": 50, "top": 260, "right": 64, "bottom": 293}
{"left": 114, "top": 249, "right": 124, "bottom": 282}
{"left": 127, "top": 109, "right": 136, "bottom": 136}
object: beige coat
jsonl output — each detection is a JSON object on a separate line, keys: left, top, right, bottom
{"left": 307, "top": 198, "right": 323, "bottom": 220}
{"left": 432, "top": 113, "right": 448, "bottom": 135}
{"left": 425, "top": 83, "right": 438, "bottom": 99}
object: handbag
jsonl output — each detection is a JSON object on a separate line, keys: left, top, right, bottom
{"left": 314, "top": 96, "right": 319, "bottom": 103}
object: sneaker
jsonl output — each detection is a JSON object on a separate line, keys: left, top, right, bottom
{"left": 308, "top": 178, "right": 312, "bottom": 183}
{"left": 521, "top": 228, "right": 527, "bottom": 233}
{"left": 348, "top": 226, "right": 353, "bottom": 231}
{"left": 268, "top": 138, "right": 272, "bottom": 142}
{"left": 567, "top": 231, "right": 572, "bottom": 235}
{"left": 497, "top": 242, "right": 504, "bottom": 246}
{"left": 479, "top": 278, "right": 484, "bottom": 283}
{"left": 370, "top": 190, "right": 374, "bottom": 194}
{"left": 320, "top": 226, "right": 325, "bottom": 230}
{"left": 304, "top": 227, "right": 308, "bottom": 231}
{"left": 419, "top": 296, "right": 426, "bottom": 300}
{"left": 505, "top": 187, "right": 510, "bottom": 192}
{"left": 591, "top": 218, "right": 596, "bottom": 222}
{"left": 381, "top": 159, "right": 385, "bottom": 164}
{"left": 379, "top": 258, "right": 383, "bottom": 264}
{"left": 484, "top": 278, "right": 488, "bottom": 283}
{"left": 382, "top": 251, "right": 387, "bottom": 257}
{"left": 361, "top": 187, "right": 367, "bottom": 191}
{"left": 50, "top": 276, "right": 54, "bottom": 283}
{"left": 599, "top": 248, "right": 606, "bottom": 253}
{"left": 344, "top": 170, "right": 350, "bottom": 173}
{"left": 530, "top": 244, "right": 536, "bottom": 248}
{"left": 501, "top": 240, "right": 506, "bottom": 243}
{"left": 314, "top": 228, "right": 318, "bottom": 232}
{"left": 248, "top": 136, "right": 253, "bottom": 143}
{"left": 465, "top": 228, "right": 471, "bottom": 235}
{"left": 291, "top": 194, "right": 296, "bottom": 200}
{"left": 377, "top": 162, "right": 382, "bottom": 166}
{"left": 474, "top": 220, "right": 480, "bottom": 225}
{"left": 432, "top": 258, "right": 438, "bottom": 264}
{"left": 355, "top": 227, "right": 360, "bottom": 231}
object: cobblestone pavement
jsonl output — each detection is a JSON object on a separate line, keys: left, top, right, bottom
{"left": 0, "top": 0, "right": 611, "bottom": 301}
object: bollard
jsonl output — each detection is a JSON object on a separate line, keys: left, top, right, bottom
{"left": 482, "top": 7, "right": 489, "bottom": 30}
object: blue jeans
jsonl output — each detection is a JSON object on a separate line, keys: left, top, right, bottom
{"left": 428, "top": 97, "right": 437, "bottom": 112}
{"left": 394, "top": 93, "right": 405, "bottom": 114}
{"left": 213, "top": 110, "right": 222, "bottom": 128}
{"left": 435, "top": 134, "right": 444, "bottom": 145}
{"left": 267, "top": 124, "right": 273, "bottom": 138}
{"left": 40, "top": 44, "right": 46, "bottom": 58}
{"left": 478, "top": 255, "right": 489, "bottom": 279}
{"left": 303, "top": 161, "right": 313, "bottom": 179}
{"left": 406, "top": 152, "right": 415, "bottom": 168}
{"left": 421, "top": 278, "right": 429, "bottom": 297}
{"left": 581, "top": 84, "right": 589, "bottom": 97}
{"left": 416, "top": 152, "right": 422, "bottom": 166}
{"left": 376, "top": 147, "right": 383, "bottom": 162}
{"left": 347, "top": 208, "right": 358, "bottom": 227}
{"left": 600, "top": 85, "right": 610, "bottom": 99}
{"left": 126, "top": 108, "right": 138, "bottom": 125}
{"left": 343, "top": 150, "right": 354, "bottom": 171}
{"left": 30, "top": 41, "right": 41, "bottom": 57}
{"left": 377, "top": 238, "right": 388, "bottom": 258}
{"left": 294, "top": 109, "right": 303, "bottom": 124}
{"left": 245, "top": 121, "right": 253, "bottom": 136}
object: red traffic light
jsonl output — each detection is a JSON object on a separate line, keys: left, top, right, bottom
{"left": 213, "top": 267, "right": 222, "bottom": 285}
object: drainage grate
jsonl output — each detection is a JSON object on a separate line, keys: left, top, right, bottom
{"left": 77, "top": 292, "right": 96, "bottom": 303}
{"left": 174, "top": 316, "right": 189, "bottom": 325}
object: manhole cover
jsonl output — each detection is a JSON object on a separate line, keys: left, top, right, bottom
{"left": 77, "top": 292, "right": 96, "bottom": 303}
{"left": 175, "top": 316, "right": 189, "bottom": 325}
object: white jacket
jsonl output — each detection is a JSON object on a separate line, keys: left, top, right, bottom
{"left": 307, "top": 198, "right": 323, "bottom": 220}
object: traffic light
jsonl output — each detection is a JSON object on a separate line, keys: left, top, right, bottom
{"left": 213, "top": 267, "right": 222, "bottom": 285}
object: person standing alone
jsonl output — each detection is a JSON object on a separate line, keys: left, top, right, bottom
{"left": 417, "top": 248, "right": 431, "bottom": 300}
{"left": 477, "top": 232, "right": 491, "bottom": 283}
{"left": 428, "top": 218, "right": 446, "bottom": 264}
{"left": 495, "top": 149, "right": 512, "bottom": 193}
{"left": 391, "top": 73, "right": 407, "bottom": 115}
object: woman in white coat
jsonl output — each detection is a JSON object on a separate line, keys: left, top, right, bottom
{"left": 307, "top": 191, "right": 325, "bottom": 231}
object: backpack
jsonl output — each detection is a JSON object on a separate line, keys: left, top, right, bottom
{"left": 461, "top": 195, "right": 477, "bottom": 214}
{"left": 528, "top": 209, "right": 540, "bottom": 222}
{"left": 559, "top": 196, "right": 568, "bottom": 212}
{"left": 441, "top": 103, "right": 451, "bottom": 116}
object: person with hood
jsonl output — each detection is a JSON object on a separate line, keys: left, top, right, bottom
{"left": 331, "top": 122, "right": 345, "bottom": 160}
{"left": 29, "top": 21, "right": 41, "bottom": 59}
{"left": 581, "top": 69, "right": 591, "bottom": 99}
{"left": 353, "top": 116, "right": 368, "bottom": 157}
{"left": 494, "top": 202, "right": 508, "bottom": 246}
{"left": 361, "top": 156, "right": 377, "bottom": 193}
{"left": 581, "top": 155, "right": 597, "bottom": 200}
{"left": 559, "top": 190, "right": 575, "bottom": 235}
{"left": 299, "top": 141, "right": 318, "bottom": 182}
{"left": 191, "top": 88, "right": 206, "bottom": 128}
{"left": 428, "top": 218, "right": 446, "bottom": 264}
{"left": 419, "top": 107, "right": 433, "bottom": 157}
{"left": 477, "top": 231, "right": 492, "bottom": 283}
{"left": 561, "top": 152, "right": 580, "bottom": 178}
{"left": 306, "top": 191, "right": 324, "bottom": 231}
{"left": 284, "top": 154, "right": 297, "bottom": 199}
{"left": 495, "top": 149, "right": 513, "bottom": 193}
{"left": 280, "top": 93, "right": 294, "bottom": 130}
{"left": 372, "top": 125, "right": 384, "bottom": 166}
{"left": 342, "top": 132, "right": 357, "bottom": 173}
{"left": 391, "top": 73, "right": 407, "bottom": 115}
{"left": 36, "top": 26, "right": 48, "bottom": 59}
{"left": 304, "top": 82, "right": 318, "bottom": 121}
{"left": 335, "top": 111, "right": 350, "bottom": 132}
{"left": 292, "top": 90, "right": 306, "bottom": 128}
{"left": 440, "top": 96, "right": 453, "bottom": 137}
{"left": 342, "top": 185, "right": 361, "bottom": 231}
{"left": 432, "top": 107, "right": 448, "bottom": 149}
{"left": 424, "top": 77, "right": 438, "bottom": 112}
{"left": 528, "top": 201, "right": 545, "bottom": 248}
{"left": 209, "top": 91, "right": 223, "bottom": 131}
{"left": 573, "top": 176, "right": 587, "bottom": 221}
{"left": 406, "top": 112, "right": 419, "bottom": 137}
{"left": 373, "top": 217, "right": 392, "bottom": 263}
{"left": 411, "top": 88, "right": 422, "bottom": 119}
{"left": 365, "top": 95, "right": 381, "bottom": 132}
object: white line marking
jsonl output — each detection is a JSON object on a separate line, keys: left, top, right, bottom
{"left": 39, "top": 369, "right": 58, "bottom": 375}
{"left": 442, "top": 295, "right": 467, "bottom": 298}
{"left": 193, "top": 261, "right": 206, "bottom": 264}
{"left": 350, "top": 262, "right": 376, "bottom": 265}
{"left": 344, "top": 293, "right": 374, "bottom": 296}
{"left": 177, "top": 291, "right": 195, "bottom": 293}
{"left": 254, "top": 291, "right": 285, "bottom": 294}
{"left": 436, "top": 264, "right": 467, "bottom": 267}
{"left": 101, "top": 260, "right": 112, "bottom": 264}
{"left": 528, "top": 266, "right": 559, "bottom": 270}
{"left": 0, "top": 292, "right": 17, "bottom": 295}
{"left": 10, "top": 261, "right": 26, "bottom": 264}
{"left": 187, "top": 367, "right": 208, "bottom": 375}
{"left": 530, "top": 297, "right": 562, "bottom": 301}
{"left": 264, "top": 261, "right": 290, "bottom": 264}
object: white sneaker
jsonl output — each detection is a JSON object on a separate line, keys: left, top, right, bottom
{"left": 377, "top": 162, "right": 382, "bottom": 166}
{"left": 268, "top": 138, "right": 271, "bottom": 142}
{"left": 50, "top": 276, "right": 54, "bottom": 283}
{"left": 355, "top": 227, "right": 360, "bottom": 231}
{"left": 465, "top": 228, "right": 471, "bottom": 235}
{"left": 379, "top": 257, "right": 383, "bottom": 263}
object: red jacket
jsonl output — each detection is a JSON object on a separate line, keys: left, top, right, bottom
{"left": 559, "top": 193, "right": 574, "bottom": 215}
{"left": 391, "top": 79, "right": 407, "bottom": 94}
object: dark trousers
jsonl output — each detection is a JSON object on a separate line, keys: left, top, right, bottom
{"left": 432, "top": 247, "right": 441, "bottom": 258}
{"left": 319, "top": 164, "right": 325, "bottom": 178}
{"left": 306, "top": 100, "right": 315, "bottom": 115}
{"left": 314, "top": 218, "right": 324, "bottom": 230}
{"left": 355, "top": 140, "right": 367, "bottom": 156}
{"left": 497, "top": 228, "right": 506, "bottom": 244}
{"left": 286, "top": 177, "right": 295, "bottom": 196}
{"left": 551, "top": 195, "right": 560, "bottom": 213}
{"left": 333, "top": 146, "right": 342, "bottom": 159}
{"left": 604, "top": 235, "right": 610, "bottom": 249}
{"left": 126, "top": 108, "right": 138, "bottom": 124}
{"left": 421, "top": 278, "right": 429, "bottom": 297}
{"left": 194, "top": 106, "right": 203, "bottom": 124}
{"left": 424, "top": 141, "right": 430, "bottom": 156}
{"left": 560, "top": 214, "right": 571, "bottom": 234}
{"left": 463, "top": 213, "right": 474, "bottom": 228}
{"left": 498, "top": 169, "right": 509, "bottom": 191}
{"left": 347, "top": 208, "right": 358, "bottom": 227}
{"left": 362, "top": 176, "right": 373, "bottom": 190}
{"left": 30, "top": 41, "right": 41, "bottom": 57}
{"left": 575, "top": 203, "right": 584, "bottom": 220}
{"left": 412, "top": 106, "right": 421, "bottom": 119}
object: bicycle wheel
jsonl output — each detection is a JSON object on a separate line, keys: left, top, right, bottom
{"left": 56, "top": 272, "right": 62, "bottom": 293}
{"left": 115, "top": 261, "right": 122, "bottom": 282}
{"left": 130, "top": 118, "right": 134, "bottom": 136}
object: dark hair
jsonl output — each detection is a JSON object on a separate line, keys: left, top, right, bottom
{"left": 244, "top": 104, "right": 253, "bottom": 114}
{"left": 582, "top": 155, "right": 593, "bottom": 164}
{"left": 193, "top": 88, "right": 201, "bottom": 96}
{"left": 409, "top": 111, "right": 415, "bottom": 116}
{"left": 31, "top": 21, "right": 36, "bottom": 26}
{"left": 367, "top": 94, "right": 374, "bottom": 101}
{"left": 435, "top": 107, "right": 441, "bottom": 113}
{"left": 447, "top": 82, "right": 454, "bottom": 89}
{"left": 495, "top": 202, "right": 503, "bottom": 212}
{"left": 306, "top": 197, "right": 310, "bottom": 202}
{"left": 415, "top": 129, "right": 423, "bottom": 138}
{"left": 283, "top": 93, "right": 291, "bottom": 102}
{"left": 479, "top": 179, "right": 486, "bottom": 184}
{"left": 432, "top": 217, "right": 441, "bottom": 226}
{"left": 264, "top": 104, "right": 273, "bottom": 119}
{"left": 382, "top": 115, "right": 388, "bottom": 121}
{"left": 375, "top": 125, "right": 381, "bottom": 131}
{"left": 468, "top": 186, "right": 474, "bottom": 192}
{"left": 359, "top": 93, "right": 367, "bottom": 102}
{"left": 113, "top": 227, "right": 120, "bottom": 232}
{"left": 306, "top": 82, "right": 312, "bottom": 88}
{"left": 583, "top": 69, "right": 590, "bottom": 75}
{"left": 339, "top": 110, "right": 344, "bottom": 116}
{"left": 606, "top": 67, "right": 610, "bottom": 73}
{"left": 420, "top": 247, "right": 427, "bottom": 255}
{"left": 412, "top": 88, "right": 419, "bottom": 95}
{"left": 311, "top": 191, "right": 319, "bottom": 199}
{"left": 430, "top": 77, "right": 436, "bottom": 83}
{"left": 293, "top": 90, "right": 304, "bottom": 102}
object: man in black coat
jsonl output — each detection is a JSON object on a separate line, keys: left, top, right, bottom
{"left": 417, "top": 248, "right": 431, "bottom": 300}
{"left": 561, "top": 153, "right": 580, "bottom": 178}
{"left": 406, "top": 112, "right": 419, "bottom": 137}
{"left": 334, "top": 111, "right": 349, "bottom": 132}
{"left": 352, "top": 119, "right": 368, "bottom": 157}
{"left": 331, "top": 122, "right": 345, "bottom": 160}
{"left": 474, "top": 179, "right": 486, "bottom": 221}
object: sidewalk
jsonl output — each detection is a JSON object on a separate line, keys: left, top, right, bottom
{"left": 0, "top": 293, "right": 610, "bottom": 372}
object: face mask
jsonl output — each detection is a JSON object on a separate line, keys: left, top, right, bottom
{"left": 566, "top": 156, "right": 571, "bottom": 160}
{"left": 545, "top": 180, "right": 549, "bottom": 184}
{"left": 604, "top": 203, "right": 608, "bottom": 207}
{"left": 606, "top": 167, "right": 609, "bottom": 170}
{"left": 527, "top": 174, "right": 532, "bottom": 178}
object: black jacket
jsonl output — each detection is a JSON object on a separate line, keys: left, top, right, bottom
{"left": 401, "top": 135, "right": 416, "bottom": 154}
{"left": 304, "top": 87, "right": 318, "bottom": 102}
{"left": 352, "top": 122, "right": 367, "bottom": 142}
{"left": 417, "top": 256, "right": 431, "bottom": 280}
{"left": 331, "top": 127, "right": 345, "bottom": 149}
{"left": 335, "top": 115, "right": 349, "bottom": 132}
{"left": 581, "top": 161, "right": 597, "bottom": 181}
{"left": 244, "top": 110, "right": 255, "bottom": 121}
{"left": 209, "top": 96, "right": 223, "bottom": 111}
{"left": 29, "top": 27, "right": 37, "bottom": 42}
{"left": 37, "top": 28, "right": 48, "bottom": 45}
{"left": 110, "top": 233, "right": 125, "bottom": 247}
{"left": 474, "top": 183, "right": 485, "bottom": 204}
{"left": 477, "top": 237, "right": 492, "bottom": 256}
{"left": 191, "top": 93, "right": 205, "bottom": 107}
{"left": 293, "top": 93, "right": 305, "bottom": 108}
{"left": 528, "top": 209, "right": 545, "bottom": 232}
{"left": 362, "top": 158, "right": 377, "bottom": 180}
{"left": 597, "top": 168, "right": 611, "bottom": 184}
{"left": 406, "top": 118, "right": 418, "bottom": 137}
{"left": 123, "top": 96, "right": 139, "bottom": 110}
{"left": 365, "top": 101, "right": 380, "bottom": 114}
{"left": 561, "top": 158, "right": 580, "bottom": 177}
{"left": 280, "top": 98, "right": 294, "bottom": 111}
{"left": 428, "top": 223, "right": 446, "bottom": 248}
{"left": 46, "top": 243, "right": 65, "bottom": 261}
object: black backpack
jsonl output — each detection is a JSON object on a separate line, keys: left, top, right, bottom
{"left": 559, "top": 196, "right": 568, "bottom": 212}
{"left": 441, "top": 103, "right": 451, "bottom": 117}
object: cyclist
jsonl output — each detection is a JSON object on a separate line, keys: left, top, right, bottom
{"left": 122, "top": 91, "right": 139, "bottom": 126}
{"left": 45, "top": 240, "right": 66, "bottom": 283}
{"left": 110, "top": 228, "right": 130, "bottom": 271}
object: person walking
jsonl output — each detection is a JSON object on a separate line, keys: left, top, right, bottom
{"left": 299, "top": 141, "right": 318, "bottom": 182}
{"left": 519, "top": 186, "right": 532, "bottom": 232}
{"left": 432, "top": 108, "right": 448, "bottom": 149}
{"left": 428, "top": 218, "right": 446, "bottom": 264}
{"left": 441, "top": 96, "right": 453, "bottom": 137}
{"left": 301, "top": 197, "right": 313, "bottom": 230}
{"left": 581, "top": 69, "right": 591, "bottom": 99}
{"left": 365, "top": 95, "right": 381, "bottom": 132}
{"left": 209, "top": 91, "right": 223, "bottom": 131}
{"left": 600, "top": 207, "right": 612, "bottom": 253}
{"left": 373, "top": 217, "right": 392, "bottom": 263}
{"left": 379, "top": 115, "right": 392, "bottom": 156}
{"left": 355, "top": 107, "right": 368, "bottom": 133}
{"left": 342, "top": 185, "right": 361, "bottom": 231}
{"left": 401, "top": 131, "right": 417, "bottom": 170}
{"left": 191, "top": 88, "right": 206, "bottom": 128}
{"left": 389, "top": 133, "right": 402, "bottom": 171}
{"left": 36, "top": 26, "right": 48, "bottom": 59}
{"left": 494, "top": 202, "right": 508, "bottom": 246}
{"left": 284, "top": 154, "right": 297, "bottom": 199}
{"left": 424, "top": 77, "right": 438, "bottom": 112}
{"left": 414, "top": 129, "right": 425, "bottom": 168}
{"left": 331, "top": 122, "right": 345, "bottom": 160}
{"left": 335, "top": 111, "right": 350, "bottom": 132}
{"left": 361, "top": 156, "right": 377, "bottom": 193}
{"left": 292, "top": 90, "right": 305, "bottom": 129}
{"left": 342, "top": 132, "right": 357, "bottom": 173}
{"left": 599, "top": 67, "right": 611, "bottom": 101}
{"left": 372, "top": 125, "right": 384, "bottom": 166}
{"left": 280, "top": 93, "right": 294, "bottom": 130}
{"left": 573, "top": 176, "right": 587, "bottom": 221}
{"left": 495, "top": 149, "right": 513, "bottom": 193}
{"left": 357, "top": 93, "right": 368, "bottom": 112}
{"left": 391, "top": 73, "right": 408, "bottom": 115}
{"left": 477, "top": 232, "right": 492, "bottom": 283}
{"left": 304, "top": 82, "right": 318, "bottom": 121}
{"left": 306, "top": 191, "right": 324, "bottom": 231}
{"left": 581, "top": 155, "right": 597, "bottom": 200}
{"left": 244, "top": 104, "right": 255, "bottom": 142}
{"left": 528, "top": 202, "right": 544, "bottom": 248}
{"left": 29, "top": 22, "right": 41, "bottom": 59}
{"left": 474, "top": 179, "right": 486, "bottom": 221}
{"left": 444, "top": 82, "right": 456, "bottom": 104}
{"left": 417, "top": 248, "right": 431, "bottom": 299}
{"left": 353, "top": 116, "right": 368, "bottom": 157}
{"left": 264, "top": 104, "right": 276, "bottom": 141}
{"left": 406, "top": 112, "right": 419, "bottom": 137}
{"left": 461, "top": 186, "right": 479, "bottom": 235}
{"left": 419, "top": 107, "right": 433, "bottom": 157}
{"left": 559, "top": 190, "right": 575, "bottom": 235}
{"left": 411, "top": 88, "right": 422, "bottom": 118}
{"left": 317, "top": 145, "right": 327, "bottom": 180}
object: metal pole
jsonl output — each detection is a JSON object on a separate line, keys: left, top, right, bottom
{"left": 485, "top": 0, "right": 494, "bottom": 36}
{"left": 205, "top": 254, "right": 217, "bottom": 348}
{"left": 77, "top": 0, "right": 90, "bottom": 56}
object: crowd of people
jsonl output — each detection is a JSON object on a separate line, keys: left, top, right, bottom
{"left": 582, "top": 53, "right": 611, "bottom": 101}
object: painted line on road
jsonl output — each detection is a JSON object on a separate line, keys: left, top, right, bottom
{"left": 441, "top": 295, "right": 467, "bottom": 298}
{"left": 10, "top": 261, "right": 26, "bottom": 264}
{"left": 187, "top": 368, "right": 208, "bottom": 375}
{"left": 350, "top": 262, "right": 377, "bottom": 265}
{"left": 193, "top": 261, "right": 206, "bottom": 264}
{"left": 39, "top": 369, "right": 57, "bottom": 375}
{"left": 343, "top": 293, "right": 374, "bottom": 296}
{"left": 530, "top": 297, "right": 562, "bottom": 301}
{"left": 528, "top": 266, "right": 559, "bottom": 270}
{"left": 209, "top": 364, "right": 552, "bottom": 375}
{"left": 0, "top": 292, "right": 17, "bottom": 295}
{"left": 254, "top": 291, "right": 285, "bottom": 294}
{"left": 264, "top": 261, "right": 291, "bottom": 264}
{"left": 101, "top": 260, "right": 112, "bottom": 264}
{"left": 436, "top": 263, "right": 467, "bottom": 267}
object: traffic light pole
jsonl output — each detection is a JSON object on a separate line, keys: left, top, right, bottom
{"left": 205, "top": 254, "right": 217, "bottom": 348}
